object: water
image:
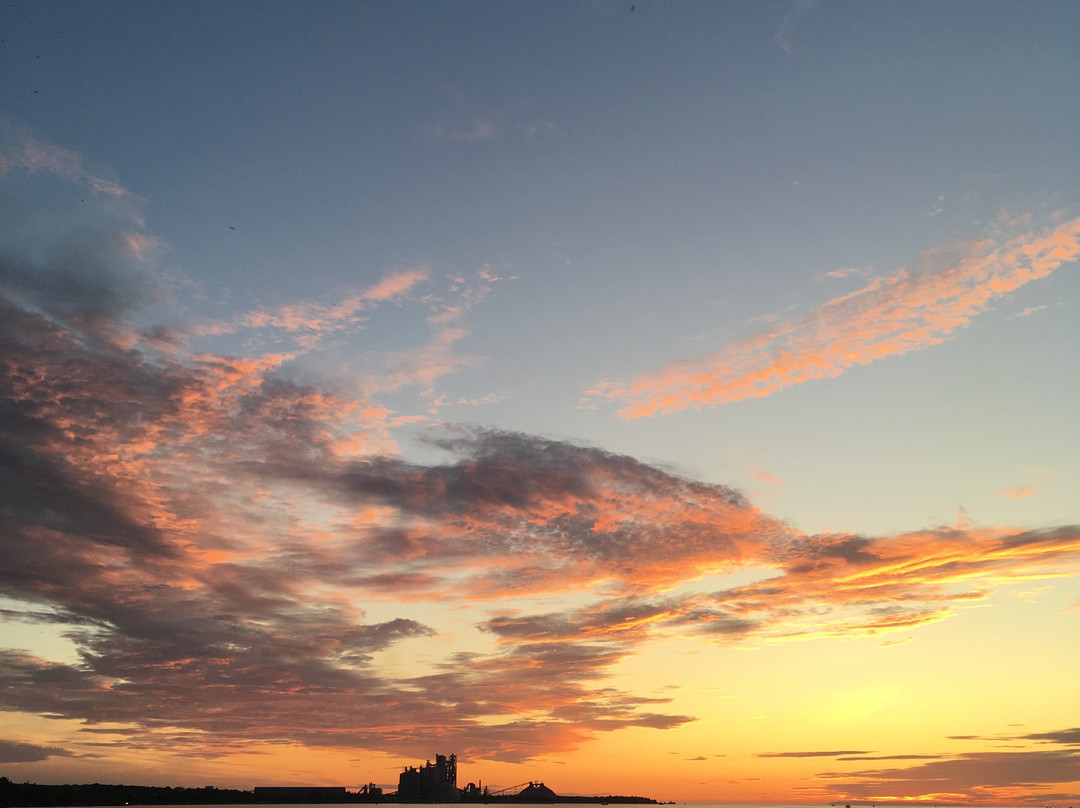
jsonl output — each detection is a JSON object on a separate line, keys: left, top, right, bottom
{"left": 109, "top": 804, "right": 1049, "bottom": 808}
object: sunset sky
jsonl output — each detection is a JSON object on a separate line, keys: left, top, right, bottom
{"left": 1, "top": 1, "right": 1078, "bottom": 804}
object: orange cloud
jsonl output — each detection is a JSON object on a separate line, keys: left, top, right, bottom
{"left": 363, "top": 268, "right": 430, "bottom": 301}
{"left": 997, "top": 485, "right": 1035, "bottom": 499}
{"left": 191, "top": 267, "right": 498, "bottom": 420}
{"left": 237, "top": 268, "right": 429, "bottom": 334}
{"left": 359, "top": 325, "right": 480, "bottom": 396}
{"left": 481, "top": 519, "right": 1080, "bottom": 652}
{"left": 585, "top": 216, "right": 1080, "bottom": 418}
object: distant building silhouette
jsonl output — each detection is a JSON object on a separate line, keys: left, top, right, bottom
{"left": 397, "top": 753, "right": 459, "bottom": 803}
{"left": 514, "top": 782, "right": 558, "bottom": 803}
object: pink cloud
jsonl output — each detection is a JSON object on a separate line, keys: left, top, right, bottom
{"left": 997, "top": 485, "right": 1035, "bottom": 499}
{"left": 820, "top": 265, "right": 872, "bottom": 281}
{"left": 17, "top": 140, "right": 128, "bottom": 198}
{"left": 420, "top": 93, "right": 553, "bottom": 145}
{"left": 237, "top": 268, "right": 429, "bottom": 334}
{"left": 359, "top": 325, "right": 481, "bottom": 397}
{"left": 353, "top": 268, "right": 506, "bottom": 408}
{"left": 584, "top": 217, "right": 1080, "bottom": 418}
{"left": 358, "top": 268, "right": 430, "bottom": 302}
{"left": 1011, "top": 305, "right": 1048, "bottom": 319}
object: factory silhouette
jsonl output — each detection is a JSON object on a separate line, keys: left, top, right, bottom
{"left": 254, "top": 752, "right": 657, "bottom": 804}
{"left": 394, "top": 753, "right": 566, "bottom": 803}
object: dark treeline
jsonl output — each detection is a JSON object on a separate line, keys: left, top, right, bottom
{"left": 0, "top": 778, "right": 260, "bottom": 807}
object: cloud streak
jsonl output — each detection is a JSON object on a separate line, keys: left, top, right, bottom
{"left": 0, "top": 739, "right": 76, "bottom": 764}
{"left": 0, "top": 120, "right": 130, "bottom": 201}
{"left": 191, "top": 266, "right": 501, "bottom": 416}
{"left": 774, "top": 0, "right": 819, "bottom": 56}
{"left": 585, "top": 216, "right": 1080, "bottom": 418}
{"left": 998, "top": 485, "right": 1035, "bottom": 499}
{"left": 420, "top": 88, "right": 553, "bottom": 144}
{"left": 235, "top": 268, "right": 428, "bottom": 335}
{"left": 822, "top": 748, "right": 1080, "bottom": 803}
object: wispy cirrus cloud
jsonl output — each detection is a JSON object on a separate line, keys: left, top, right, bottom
{"left": 0, "top": 119, "right": 130, "bottom": 201}
{"left": 950, "top": 728, "right": 1080, "bottom": 746}
{"left": 420, "top": 89, "right": 553, "bottom": 144}
{"left": 237, "top": 268, "right": 429, "bottom": 333}
{"left": 352, "top": 268, "right": 506, "bottom": 410}
{"left": 820, "top": 265, "right": 873, "bottom": 282}
{"left": 584, "top": 216, "right": 1080, "bottom": 418}
{"left": 812, "top": 725, "right": 1080, "bottom": 802}
{"left": 192, "top": 268, "right": 429, "bottom": 342}
{"left": 774, "top": 0, "right": 819, "bottom": 56}
{"left": 998, "top": 485, "right": 1036, "bottom": 499}
{"left": 193, "top": 266, "right": 502, "bottom": 414}
{"left": 1011, "top": 304, "right": 1049, "bottom": 319}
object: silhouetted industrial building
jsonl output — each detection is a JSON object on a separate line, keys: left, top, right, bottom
{"left": 513, "top": 782, "right": 558, "bottom": 803}
{"left": 397, "top": 753, "right": 459, "bottom": 803}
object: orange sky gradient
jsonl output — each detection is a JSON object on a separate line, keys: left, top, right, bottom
{"left": 1, "top": 2, "right": 1078, "bottom": 805}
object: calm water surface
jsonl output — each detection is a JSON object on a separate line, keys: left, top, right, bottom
{"left": 113, "top": 804, "right": 1044, "bottom": 808}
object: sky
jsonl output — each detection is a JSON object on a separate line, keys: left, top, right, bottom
{"left": 0, "top": 0, "right": 1078, "bottom": 804}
